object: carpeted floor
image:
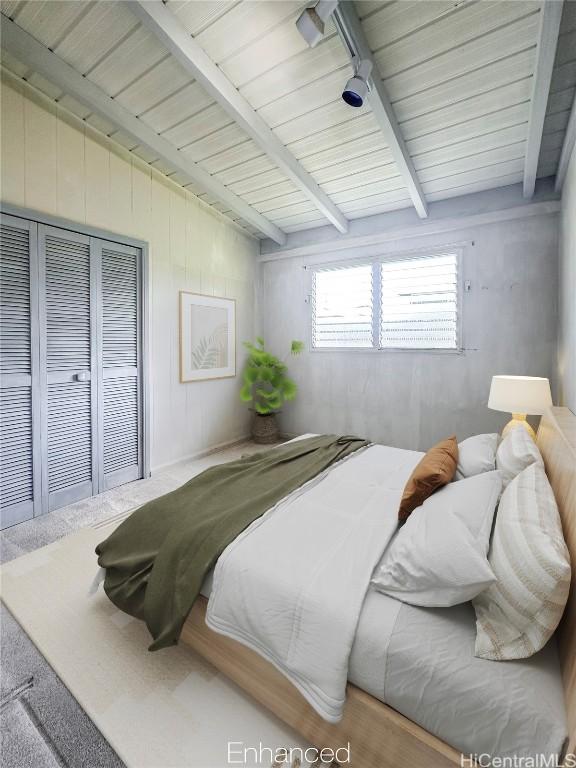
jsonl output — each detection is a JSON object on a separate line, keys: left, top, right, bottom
{"left": 1, "top": 604, "right": 125, "bottom": 768}
{"left": 0, "top": 440, "right": 272, "bottom": 768}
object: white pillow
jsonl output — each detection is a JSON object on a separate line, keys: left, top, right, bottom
{"left": 371, "top": 471, "right": 502, "bottom": 607}
{"left": 496, "top": 425, "right": 543, "bottom": 487}
{"left": 455, "top": 433, "right": 499, "bottom": 480}
{"left": 473, "top": 462, "right": 571, "bottom": 660}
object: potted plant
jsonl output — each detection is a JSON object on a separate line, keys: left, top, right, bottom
{"left": 240, "top": 337, "right": 304, "bottom": 444}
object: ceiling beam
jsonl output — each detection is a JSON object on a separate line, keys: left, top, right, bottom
{"left": 258, "top": 199, "right": 561, "bottom": 262}
{"left": 128, "top": 0, "right": 349, "bottom": 235}
{"left": 523, "top": 0, "right": 564, "bottom": 198}
{"left": 332, "top": 2, "right": 428, "bottom": 219}
{"left": 555, "top": 90, "right": 576, "bottom": 192}
{"left": 0, "top": 18, "right": 286, "bottom": 244}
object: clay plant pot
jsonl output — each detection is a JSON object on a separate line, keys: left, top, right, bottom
{"left": 251, "top": 412, "right": 280, "bottom": 444}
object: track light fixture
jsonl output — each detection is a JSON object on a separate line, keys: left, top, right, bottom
{"left": 296, "top": 4, "right": 371, "bottom": 110}
{"left": 342, "top": 57, "right": 372, "bottom": 108}
{"left": 296, "top": 0, "right": 339, "bottom": 48}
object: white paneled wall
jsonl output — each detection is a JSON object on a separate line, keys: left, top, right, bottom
{"left": 1, "top": 75, "right": 258, "bottom": 470}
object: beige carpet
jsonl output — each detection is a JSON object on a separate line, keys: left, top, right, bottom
{"left": 0, "top": 520, "right": 313, "bottom": 768}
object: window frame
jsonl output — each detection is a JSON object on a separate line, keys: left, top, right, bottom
{"left": 307, "top": 246, "right": 464, "bottom": 354}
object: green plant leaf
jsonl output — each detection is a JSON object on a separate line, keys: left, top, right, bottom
{"left": 258, "top": 366, "right": 274, "bottom": 382}
{"left": 239, "top": 383, "right": 253, "bottom": 402}
{"left": 244, "top": 366, "right": 259, "bottom": 384}
{"left": 282, "top": 378, "right": 297, "bottom": 401}
{"left": 267, "top": 393, "right": 283, "bottom": 410}
{"left": 291, "top": 340, "right": 304, "bottom": 355}
{"left": 256, "top": 388, "right": 277, "bottom": 400}
{"left": 256, "top": 336, "right": 265, "bottom": 348}
{"left": 254, "top": 401, "right": 272, "bottom": 415}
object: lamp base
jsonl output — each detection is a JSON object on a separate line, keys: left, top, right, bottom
{"left": 502, "top": 413, "right": 536, "bottom": 440}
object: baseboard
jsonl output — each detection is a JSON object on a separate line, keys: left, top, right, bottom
{"left": 151, "top": 434, "right": 251, "bottom": 474}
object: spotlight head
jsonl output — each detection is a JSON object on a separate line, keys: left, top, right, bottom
{"left": 342, "top": 75, "right": 368, "bottom": 108}
{"left": 342, "top": 58, "right": 372, "bottom": 108}
{"left": 296, "top": 7, "right": 325, "bottom": 48}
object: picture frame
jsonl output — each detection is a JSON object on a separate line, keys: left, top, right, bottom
{"left": 179, "top": 292, "right": 236, "bottom": 382}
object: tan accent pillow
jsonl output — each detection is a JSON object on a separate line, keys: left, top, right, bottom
{"left": 398, "top": 436, "right": 458, "bottom": 522}
{"left": 473, "top": 462, "right": 571, "bottom": 660}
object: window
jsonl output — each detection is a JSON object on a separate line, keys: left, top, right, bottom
{"left": 380, "top": 253, "right": 458, "bottom": 349}
{"left": 311, "top": 263, "right": 373, "bottom": 348}
{"left": 310, "top": 251, "right": 459, "bottom": 351}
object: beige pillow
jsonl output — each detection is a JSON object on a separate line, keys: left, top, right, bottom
{"left": 398, "top": 436, "right": 458, "bottom": 522}
{"left": 473, "top": 462, "right": 571, "bottom": 660}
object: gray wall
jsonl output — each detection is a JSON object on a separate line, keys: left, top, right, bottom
{"left": 259, "top": 201, "right": 559, "bottom": 450}
{"left": 559, "top": 143, "right": 576, "bottom": 413}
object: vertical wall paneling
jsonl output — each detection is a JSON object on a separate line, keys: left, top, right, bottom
{"left": 23, "top": 95, "right": 57, "bottom": 215}
{"left": 56, "top": 114, "right": 86, "bottom": 224}
{"left": 85, "top": 132, "right": 111, "bottom": 230}
{"left": 0, "top": 214, "right": 39, "bottom": 527}
{"left": 0, "top": 78, "right": 25, "bottom": 204}
{"left": 108, "top": 151, "right": 133, "bottom": 237}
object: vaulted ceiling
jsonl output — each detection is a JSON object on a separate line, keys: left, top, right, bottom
{"left": 1, "top": 0, "right": 575, "bottom": 242}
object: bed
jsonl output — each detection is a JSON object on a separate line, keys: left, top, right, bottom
{"left": 177, "top": 407, "right": 576, "bottom": 767}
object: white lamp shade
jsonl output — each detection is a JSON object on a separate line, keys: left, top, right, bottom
{"left": 488, "top": 375, "right": 553, "bottom": 415}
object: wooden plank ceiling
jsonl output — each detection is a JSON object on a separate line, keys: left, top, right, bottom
{"left": 1, "top": 0, "right": 574, "bottom": 240}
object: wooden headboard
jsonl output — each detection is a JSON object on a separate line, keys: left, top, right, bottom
{"left": 537, "top": 406, "right": 576, "bottom": 755}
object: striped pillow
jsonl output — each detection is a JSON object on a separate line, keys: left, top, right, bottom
{"left": 473, "top": 462, "right": 571, "bottom": 660}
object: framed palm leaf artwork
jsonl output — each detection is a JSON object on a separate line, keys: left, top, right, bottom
{"left": 179, "top": 292, "right": 236, "bottom": 382}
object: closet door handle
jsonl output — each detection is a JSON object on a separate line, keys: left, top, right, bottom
{"left": 74, "top": 372, "right": 90, "bottom": 382}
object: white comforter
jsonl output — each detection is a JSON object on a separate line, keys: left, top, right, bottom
{"left": 206, "top": 442, "right": 422, "bottom": 723}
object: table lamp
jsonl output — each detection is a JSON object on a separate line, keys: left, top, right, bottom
{"left": 488, "top": 375, "right": 552, "bottom": 439}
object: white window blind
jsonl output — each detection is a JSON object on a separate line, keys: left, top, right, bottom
{"left": 380, "top": 253, "right": 458, "bottom": 349}
{"left": 311, "top": 263, "right": 373, "bottom": 348}
{"left": 311, "top": 252, "right": 459, "bottom": 351}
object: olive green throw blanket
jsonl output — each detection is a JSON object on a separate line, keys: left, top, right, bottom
{"left": 96, "top": 435, "right": 368, "bottom": 651}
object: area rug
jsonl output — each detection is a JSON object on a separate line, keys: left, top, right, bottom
{"left": 0, "top": 519, "right": 316, "bottom": 768}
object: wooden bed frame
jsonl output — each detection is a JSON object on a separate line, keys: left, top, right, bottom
{"left": 180, "top": 407, "right": 576, "bottom": 767}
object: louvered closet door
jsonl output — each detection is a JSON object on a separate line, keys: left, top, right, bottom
{"left": 0, "top": 215, "right": 40, "bottom": 527}
{"left": 96, "top": 240, "right": 142, "bottom": 491}
{"left": 39, "top": 225, "right": 97, "bottom": 512}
